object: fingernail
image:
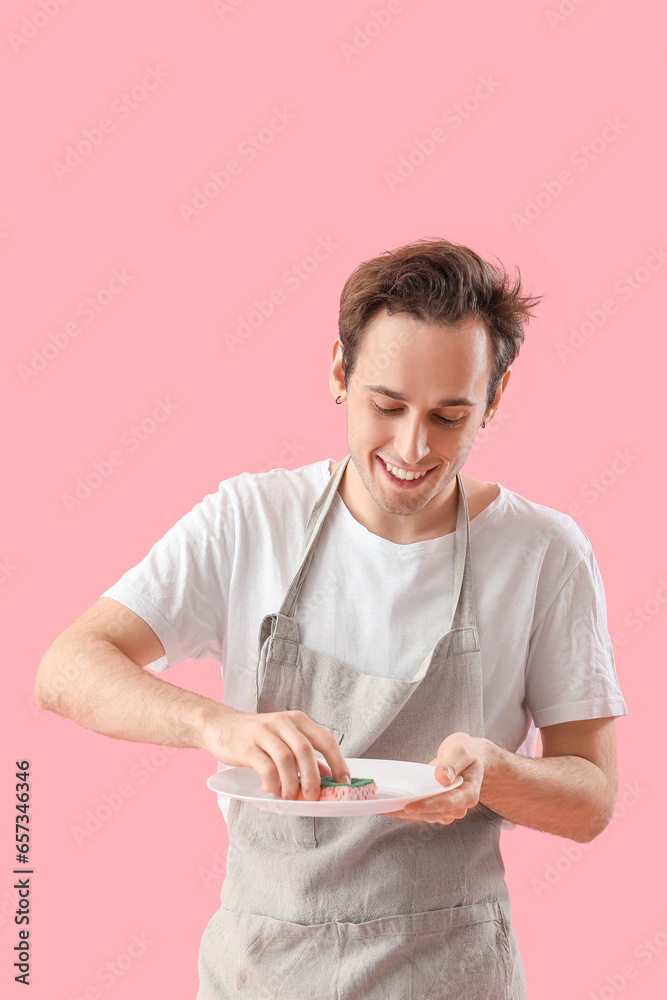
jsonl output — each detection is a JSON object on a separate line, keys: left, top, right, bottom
{"left": 342, "top": 774, "right": 351, "bottom": 784}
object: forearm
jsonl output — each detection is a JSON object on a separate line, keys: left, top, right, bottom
{"left": 34, "top": 635, "right": 235, "bottom": 752}
{"left": 479, "top": 739, "right": 615, "bottom": 843}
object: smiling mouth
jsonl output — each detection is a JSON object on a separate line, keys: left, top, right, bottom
{"left": 376, "top": 454, "right": 437, "bottom": 484}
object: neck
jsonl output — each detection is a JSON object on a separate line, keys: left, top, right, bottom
{"left": 336, "top": 458, "right": 460, "bottom": 545}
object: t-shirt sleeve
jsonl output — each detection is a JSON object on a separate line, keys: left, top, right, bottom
{"left": 99, "top": 484, "right": 233, "bottom": 672}
{"left": 524, "top": 545, "right": 628, "bottom": 728}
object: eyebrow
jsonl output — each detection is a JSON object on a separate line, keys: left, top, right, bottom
{"left": 362, "top": 384, "right": 476, "bottom": 407}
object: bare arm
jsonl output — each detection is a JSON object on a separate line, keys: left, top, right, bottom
{"left": 34, "top": 597, "right": 226, "bottom": 749}
{"left": 34, "top": 597, "right": 349, "bottom": 799}
{"left": 479, "top": 717, "right": 618, "bottom": 842}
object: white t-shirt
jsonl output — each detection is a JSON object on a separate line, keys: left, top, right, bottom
{"left": 100, "top": 458, "right": 627, "bottom": 825}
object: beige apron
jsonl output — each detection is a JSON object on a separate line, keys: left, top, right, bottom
{"left": 198, "top": 454, "right": 527, "bottom": 999}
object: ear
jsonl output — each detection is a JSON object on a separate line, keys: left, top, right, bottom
{"left": 485, "top": 369, "right": 511, "bottom": 421}
{"left": 329, "top": 339, "right": 346, "bottom": 399}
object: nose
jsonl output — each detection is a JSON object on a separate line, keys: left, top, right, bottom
{"left": 393, "top": 413, "right": 431, "bottom": 465}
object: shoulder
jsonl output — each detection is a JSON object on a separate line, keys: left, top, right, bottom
{"left": 222, "top": 457, "right": 328, "bottom": 497}
{"left": 498, "top": 485, "right": 590, "bottom": 548}
{"left": 217, "top": 458, "right": 329, "bottom": 526}
{"left": 156, "top": 460, "right": 329, "bottom": 550}
{"left": 483, "top": 482, "right": 596, "bottom": 592}
{"left": 467, "top": 483, "right": 608, "bottom": 632}
{"left": 463, "top": 473, "right": 587, "bottom": 544}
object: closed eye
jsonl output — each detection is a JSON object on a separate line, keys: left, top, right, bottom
{"left": 372, "top": 401, "right": 464, "bottom": 427}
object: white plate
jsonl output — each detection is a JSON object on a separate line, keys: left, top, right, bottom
{"left": 206, "top": 758, "right": 464, "bottom": 817}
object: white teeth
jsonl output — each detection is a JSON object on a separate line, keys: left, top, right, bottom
{"left": 383, "top": 460, "right": 427, "bottom": 481}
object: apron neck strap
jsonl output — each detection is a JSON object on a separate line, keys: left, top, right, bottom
{"left": 451, "top": 473, "right": 476, "bottom": 631}
{"left": 280, "top": 455, "right": 350, "bottom": 619}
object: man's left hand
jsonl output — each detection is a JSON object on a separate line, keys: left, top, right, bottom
{"left": 388, "top": 732, "right": 487, "bottom": 824}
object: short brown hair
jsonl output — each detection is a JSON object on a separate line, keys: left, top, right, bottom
{"left": 338, "top": 238, "right": 542, "bottom": 410}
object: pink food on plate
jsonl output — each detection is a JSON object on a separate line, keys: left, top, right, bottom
{"left": 295, "top": 776, "right": 378, "bottom": 801}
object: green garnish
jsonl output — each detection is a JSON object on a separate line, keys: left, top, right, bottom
{"left": 298, "top": 776, "right": 374, "bottom": 788}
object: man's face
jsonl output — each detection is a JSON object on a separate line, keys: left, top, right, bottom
{"left": 332, "top": 310, "right": 501, "bottom": 519}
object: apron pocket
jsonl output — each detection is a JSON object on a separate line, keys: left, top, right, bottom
{"left": 199, "top": 902, "right": 516, "bottom": 1000}
{"left": 290, "top": 710, "right": 345, "bottom": 748}
{"left": 228, "top": 797, "right": 317, "bottom": 849}
{"left": 341, "top": 902, "right": 515, "bottom": 1000}
{"left": 250, "top": 811, "right": 317, "bottom": 849}
{"left": 199, "top": 906, "right": 342, "bottom": 1000}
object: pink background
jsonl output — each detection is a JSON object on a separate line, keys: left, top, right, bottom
{"left": 2, "top": 1, "right": 663, "bottom": 996}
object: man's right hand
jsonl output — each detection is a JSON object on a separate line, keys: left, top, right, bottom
{"left": 203, "top": 708, "right": 350, "bottom": 802}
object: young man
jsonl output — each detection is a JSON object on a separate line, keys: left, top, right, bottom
{"left": 35, "top": 239, "right": 627, "bottom": 998}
